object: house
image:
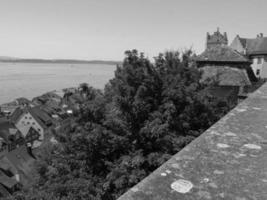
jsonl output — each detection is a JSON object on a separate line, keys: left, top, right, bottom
{"left": 230, "top": 33, "right": 267, "bottom": 78}
{"left": 15, "top": 97, "right": 32, "bottom": 107}
{"left": 10, "top": 106, "right": 53, "bottom": 148}
{"left": 0, "top": 118, "right": 24, "bottom": 155}
{"left": 32, "top": 91, "right": 62, "bottom": 106}
{"left": 196, "top": 29, "right": 254, "bottom": 101}
{"left": 196, "top": 43, "right": 253, "bottom": 77}
{"left": 0, "top": 101, "right": 19, "bottom": 116}
{"left": 0, "top": 145, "right": 35, "bottom": 197}
{"left": 0, "top": 97, "right": 32, "bottom": 117}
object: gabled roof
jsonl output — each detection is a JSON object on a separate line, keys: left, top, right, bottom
{"left": 196, "top": 45, "right": 250, "bottom": 63}
{"left": 243, "top": 37, "right": 267, "bottom": 55}
{"left": 11, "top": 106, "right": 52, "bottom": 130}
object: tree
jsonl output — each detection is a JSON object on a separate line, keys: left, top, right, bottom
{"left": 8, "top": 50, "right": 234, "bottom": 200}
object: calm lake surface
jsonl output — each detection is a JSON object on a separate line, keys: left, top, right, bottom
{"left": 0, "top": 62, "right": 117, "bottom": 104}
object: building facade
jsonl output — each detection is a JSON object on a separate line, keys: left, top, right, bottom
{"left": 230, "top": 34, "right": 267, "bottom": 78}
{"left": 10, "top": 107, "right": 52, "bottom": 148}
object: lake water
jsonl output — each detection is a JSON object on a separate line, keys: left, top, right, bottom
{"left": 0, "top": 62, "right": 117, "bottom": 104}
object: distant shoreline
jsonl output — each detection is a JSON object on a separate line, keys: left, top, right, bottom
{"left": 0, "top": 58, "right": 121, "bottom": 65}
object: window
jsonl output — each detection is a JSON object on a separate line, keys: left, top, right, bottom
{"left": 258, "top": 58, "right": 262, "bottom": 64}
{"left": 27, "top": 122, "right": 30, "bottom": 125}
{"left": 32, "top": 122, "right": 35, "bottom": 125}
{"left": 256, "top": 69, "right": 260, "bottom": 75}
{"left": 25, "top": 116, "right": 27, "bottom": 119}
{"left": 37, "top": 128, "right": 41, "bottom": 132}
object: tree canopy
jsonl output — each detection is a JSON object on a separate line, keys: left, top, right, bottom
{"left": 8, "top": 50, "right": 234, "bottom": 200}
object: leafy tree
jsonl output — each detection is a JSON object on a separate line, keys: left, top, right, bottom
{"left": 8, "top": 50, "right": 233, "bottom": 200}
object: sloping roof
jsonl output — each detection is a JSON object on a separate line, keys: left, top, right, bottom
{"left": 240, "top": 37, "right": 267, "bottom": 55}
{"left": 200, "top": 66, "right": 251, "bottom": 86}
{"left": 26, "top": 107, "right": 52, "bottom": 129}
{"left": 0, "top": 118, "right": 18, "bottom": 143}
{"left": 10, "top": 107, "right": 23, "bottom": 123}
{"left": 196, "top": 45, "right": 250, "bottom": 62}
{"left": 1, "top": 146, "right": 35, "bottom": 186}
{"left": 15, "top": 97, "right": 31, "bottom": 105}
{"left": 0, "top": 170, "right": 17, "bottom": 188}
{"left": 11, "top": 106, "right": 53, "bottom": 130}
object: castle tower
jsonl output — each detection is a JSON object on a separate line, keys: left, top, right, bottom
{"left": 206, "top": 28, "right": 228, "bottom": 49}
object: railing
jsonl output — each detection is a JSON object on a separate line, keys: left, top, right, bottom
{"left": 118, "top": 83, "right": 267, "bottom": 200}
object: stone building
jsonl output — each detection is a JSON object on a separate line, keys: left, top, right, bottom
{"left": 206, "top": 28, "right": 228, "bottom": 49}
{"left": 196, "top": 29, "right": 255, "bottom": 102}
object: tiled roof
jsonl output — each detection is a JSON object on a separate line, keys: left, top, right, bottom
{"left": 196, "top": 45, "right": 250, "bottom": 62}
{"left": 240, "top": 37, "right": 267, "bottom": 55}
{"left": 10, "top": 107, "right": 23, "bottom": 123}
{"left": 200, "top": 66, "right": 251, "bottom": 86}
{"left": 25, "top": 107, "right": 52, "bottom": 129}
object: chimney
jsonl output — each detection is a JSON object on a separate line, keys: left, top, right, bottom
{"left": 224, "top": 32, "right": 228, "bottom": 44}
{"left": 244, "top": 47, "right": 247, "bottom": 55}
{"left": 15, "top": 174, "right": 20, "bottom": 182}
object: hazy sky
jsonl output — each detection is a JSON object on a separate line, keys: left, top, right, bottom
{"left": 0, "top": 0, "right": 266, "bottom": 60}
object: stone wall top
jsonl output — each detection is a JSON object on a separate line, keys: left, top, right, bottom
{"left": 118, "top": 83, "right": 267, "bottom": 200}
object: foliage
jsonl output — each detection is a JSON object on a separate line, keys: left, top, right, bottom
{"left": 8, "top": 50, "right": 234, "bottom": 200}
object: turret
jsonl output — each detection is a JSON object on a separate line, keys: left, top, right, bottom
{"left": 206, "top": 28, "right": 228, "bottom": 49}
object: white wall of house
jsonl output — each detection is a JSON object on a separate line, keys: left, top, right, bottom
{"left": 251, "top": 56, "right": 267, "bottom": 78}
{"left": 15, "top": 112, "right": 44, "bottom": 148}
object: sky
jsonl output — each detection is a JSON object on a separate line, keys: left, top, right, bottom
{"left": 0, "top": 0, "right": 266, "bottom": 60}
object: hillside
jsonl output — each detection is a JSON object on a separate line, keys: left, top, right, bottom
{"left": 0, "top": 57, "right": 121, "bottom": 65}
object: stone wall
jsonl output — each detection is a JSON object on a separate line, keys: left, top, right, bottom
{"left": 118, "top": 83, "right": 267, "bottom": 200}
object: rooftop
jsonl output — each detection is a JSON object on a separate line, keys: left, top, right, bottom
{"left": 238, "top": 36, "right": 267, "bottom": 55}
{"left": 200, "top": 66, "right": 251, "bottom": 86}
{"left": 196, "top": 45, "right": 250, "bottom": 63}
